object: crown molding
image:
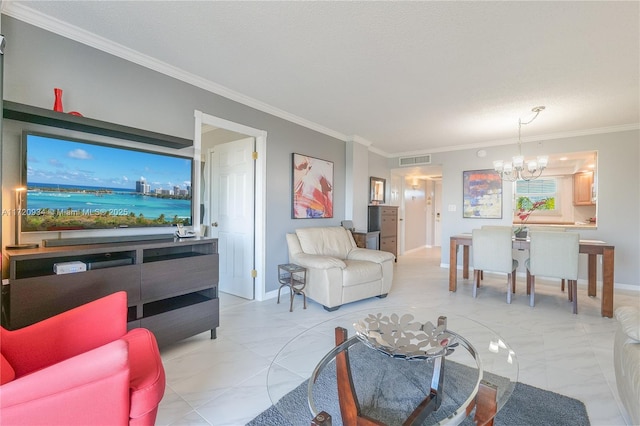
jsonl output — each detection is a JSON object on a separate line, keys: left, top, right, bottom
{"left": 1, "top": 2, "right": 349, "bottom": 142}
{"left": 389, "top": 123, "right": 640, "bottom": 158}
{"left": 347, "top": 134, "right": 373, "bottom": 147}
{"left": 368, "top": 145, "right": 389, "bottom": 157}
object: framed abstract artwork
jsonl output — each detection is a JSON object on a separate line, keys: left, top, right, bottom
{"left": 463, "top": 169, "right": 502, "bottom": 218}
{"left": 292, "top": 153, "right": 334, "bottom": 219}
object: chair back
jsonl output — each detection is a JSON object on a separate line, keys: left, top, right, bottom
{"left": 529, "top": 231, "right": 579, "bottom": 279}
{"left": 294, "top": 227, "right": 356, "bottom": 258}
{"left": 472, "top": 227, "right": 514, "bottom": 273}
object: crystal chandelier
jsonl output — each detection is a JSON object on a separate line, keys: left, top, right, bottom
{"left": 493, "top": 106, "right": 548, "bottom": 181}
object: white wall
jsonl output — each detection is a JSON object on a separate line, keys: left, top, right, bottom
{"left": 345, "top": 140, "right": 369, "bottom": 231}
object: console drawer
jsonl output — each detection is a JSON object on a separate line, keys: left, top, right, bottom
{"left": 141, "top": 294, "right": 219, "bottom": 347}
{"left": 141, "top": 253, "right": 218, "bottom": 300}
{"left": 7, "top": 264, "right": 140, "bottom": 329}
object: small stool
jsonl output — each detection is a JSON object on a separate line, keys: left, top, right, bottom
{"left": 277, "top": 263, "right": 307, "bottom": 312}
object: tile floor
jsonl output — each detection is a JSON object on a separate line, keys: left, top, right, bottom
{"left": 156, "top": 248, "right": 638, "bottom": 425}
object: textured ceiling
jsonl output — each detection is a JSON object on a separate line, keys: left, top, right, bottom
{"left": 3, "top": 1, "right": 639, "bottom": 156}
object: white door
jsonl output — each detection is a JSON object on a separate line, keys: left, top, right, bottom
{"left": 209, "top": 138, "right": 255, "bottom": 299}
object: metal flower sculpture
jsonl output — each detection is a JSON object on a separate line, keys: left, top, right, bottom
{"left": 353, "top": 313, "right": 456, "bottom": 360}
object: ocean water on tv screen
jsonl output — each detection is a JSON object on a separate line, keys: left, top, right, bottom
{"left": 24, "top": 183, "right": 191, "bottom": 231}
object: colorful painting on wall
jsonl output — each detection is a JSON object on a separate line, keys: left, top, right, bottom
{"left": 292, "top": 153, "right": 334, "bottom": 219}
{"left": 463, "top": 169, "right": 502, "bottom": 218}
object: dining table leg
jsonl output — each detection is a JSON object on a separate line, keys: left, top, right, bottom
{"left": 601, "top": 247, "right": 614, "bottom": 318}
{"left": 588, "top": 254, "right": 597, "bottom": 297}
{"left": 449, "top": 239, "right": 458, "bottom": 292}
{"left": 463, "top": 246, "right": 470, "bottom": 280}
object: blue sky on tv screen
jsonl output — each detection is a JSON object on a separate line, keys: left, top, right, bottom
{"left": 26, "top": 134, "right": 192, "bottom": 191}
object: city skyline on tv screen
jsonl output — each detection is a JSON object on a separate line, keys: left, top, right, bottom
{"left": 22, "top": 133, "right": 193, "bottom": 231}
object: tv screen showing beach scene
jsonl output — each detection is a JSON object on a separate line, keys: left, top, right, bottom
{"left": 21, "top": 132, "right": 193, "bottom": 232}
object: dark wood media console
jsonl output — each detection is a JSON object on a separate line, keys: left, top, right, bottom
{"left": 1, "top": 237, "right": 219, "bottom": 347}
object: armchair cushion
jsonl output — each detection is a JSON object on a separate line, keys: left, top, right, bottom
{"left": 343, "top": 260, "right": 383, "bottom": 286}
{"left": 292, "top": 252, "right": 347, "bottom": 270}
{"left": 347, "top": 247, "right": 395, "bottom": 263}
{"left": 1, "top": 353, "right": 15, "bottom": 385}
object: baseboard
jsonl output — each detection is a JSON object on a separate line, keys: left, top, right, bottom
{"left": 263, "top": 289, "right": 280, "bottom": 301}
{"left": 404, "top": 245, "right": 429, "bottom": 254}
{"left": 614, "top": 283, "right": 640, "bottom": 292}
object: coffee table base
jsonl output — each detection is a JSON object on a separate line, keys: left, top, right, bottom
{"left": 311, "top": 325, "right": 497, "bottom": 426}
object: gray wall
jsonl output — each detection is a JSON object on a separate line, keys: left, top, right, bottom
{"left": 0, "top": 17, "right": 345, "bottom": 291}
{"left": 424, "top": 130, "right": 639, "bottom": 287}
{"left": 3, "top": 17, "right": 638, "bottom": 290}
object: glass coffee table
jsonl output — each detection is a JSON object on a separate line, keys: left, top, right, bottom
{"left": 267, "top": 306, "right": 518, "bottom": 425}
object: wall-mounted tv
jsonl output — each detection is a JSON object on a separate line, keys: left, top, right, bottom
{"left": 21, "top": 131, "right": 193, "bottom": 232}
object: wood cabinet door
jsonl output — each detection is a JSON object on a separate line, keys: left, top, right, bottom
{"left": 573, "top": 172, "right": 594, "bottom": 205}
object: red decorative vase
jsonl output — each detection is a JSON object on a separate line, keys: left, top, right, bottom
{"left": 53, "top": 88, "right": 63, "bottom": 112}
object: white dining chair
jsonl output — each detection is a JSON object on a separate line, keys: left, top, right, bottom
{"left": 478, "top": 225, "right": 517, "bottom": 288}
{"left": 526, "top": 231, "right": 580, "bottom": 313}
{"left": 524, "top": 227, "right": 571, "bottom": 295}
{"left": 471, "top": 227, "right": 518, "bottom": 303}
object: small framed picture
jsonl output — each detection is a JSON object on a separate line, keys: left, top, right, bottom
{"left": 370, "top": 176, "right": 386, "bottom": 204}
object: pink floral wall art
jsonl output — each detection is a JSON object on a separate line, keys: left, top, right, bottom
{"left": 292, "top": 153, "right": 333, "bottom": 219}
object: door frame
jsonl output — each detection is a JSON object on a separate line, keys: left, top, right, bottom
{"left": 193, "top": 110, "right": 268, "bottom": 301}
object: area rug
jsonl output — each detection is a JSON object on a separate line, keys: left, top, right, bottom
{"left": 248, "top": 344, "right": 590, "bottom": 426}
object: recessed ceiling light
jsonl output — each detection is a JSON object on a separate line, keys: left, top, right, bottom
{"left": 559, "top": 157, "right": 568, "bottom": 161}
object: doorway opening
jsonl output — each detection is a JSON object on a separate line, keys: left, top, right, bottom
{"left": 194, "top": 111, "right": 267, "bottom": 301}
{"left": 391, "top": 166, "right": 443, "bottom": 256}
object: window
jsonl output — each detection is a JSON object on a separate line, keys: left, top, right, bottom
{"left": 515, "top": 178, "right": 557, "bottom": 211}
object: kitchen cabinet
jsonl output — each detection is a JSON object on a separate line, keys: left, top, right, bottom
{"left": 573, "top": 172, "right": 595, "bottom": 206}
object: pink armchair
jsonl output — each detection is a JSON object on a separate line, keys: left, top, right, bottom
{"left": 0, "top": 291, "right": 165, "bottom": 426}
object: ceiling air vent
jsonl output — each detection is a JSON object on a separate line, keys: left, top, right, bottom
{"left": 399, "top": 154, "right": 432, "bottom": 166}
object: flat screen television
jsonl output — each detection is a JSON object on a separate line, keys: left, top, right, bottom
{"left": 21, "top": 131, "right": 193, "bottom": 232}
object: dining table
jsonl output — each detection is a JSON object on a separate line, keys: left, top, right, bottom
{"left": 449, "top": 234, "right": 615, "bottom": 317}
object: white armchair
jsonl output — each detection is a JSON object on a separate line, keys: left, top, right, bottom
{"left": 286, "top": 227, "right": 395, "bottom": 311}
{"left": 614, "top": 306, "right": 640, "bottom": 425}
